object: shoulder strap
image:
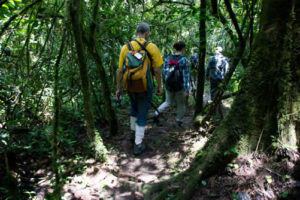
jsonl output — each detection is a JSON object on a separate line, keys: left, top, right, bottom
{"left": 127, "top": 42, "right": 133, "bottom": 51}
{"left": 178, "top": 55, "right": 184, "bottom": 61}
{"left": 135, "top": 40, "right": 155, "bottom": 87}
{"left": 134, "top": 40, "right": 153, "bottom": 65}
{"left": 135, "top": 39, "right": 146, "bottom": 50}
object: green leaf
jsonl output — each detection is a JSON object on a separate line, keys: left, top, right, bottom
{"left": 2, "top": 4, "right": 9, "bottom": 9}
{"left": 232, "top": 193, "right": 239, "bottom": 200}
{"left": 247, "top": 158, "right": 253, "bottom": 164}
{"left": 266, "top": 175, "right": 272, "bottom": 184}
{"left": 196, "top": 150, "right": 204, "bottom": 157}
{"left": 1, "top": 140, "right": 7, "bottom": 145}
{"left": 227, "top": 163, "right": 233, "bottom": 167}
{"left": 8, "top": 0, "right": 15, "bottom": 6}
{"left": 231, "top": 147, "right": 239, "bottom": 154}
{"left": 201, "top": 180, "right": 207, "bottom": 186}
{"left": 284, "top": 175, "right": 291, "bottom": 179}
{"left": 209, "top": 192, "right": 215, "bottom": 197}
{"left": 0, "top": 132, "right": 9, "bottom": 138}
{"left": 282, "top": 191, "right": 289, "bottom": 198}
{"left": 14, "top": 0, "right": 22, "bottom": 2}
{"left": 224, "top": 150, "right": 230, "bottom": 156}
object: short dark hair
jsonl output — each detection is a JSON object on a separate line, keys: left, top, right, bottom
{"left": 173, "top": 41, "right": 186, "bottom": 51}
{"left": 136, "top": 22, "right": 150, "bottom": 34}
{"left": 193, "top": 49, "right": 198, "bottom": 53}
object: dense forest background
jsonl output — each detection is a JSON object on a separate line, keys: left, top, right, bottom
{"left": 0, "top": 0, "right": 299, "bottom": 199}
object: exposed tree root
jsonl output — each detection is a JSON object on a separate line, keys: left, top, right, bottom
{"left": 144, "top": 119, "right": 242, "bottom": 200}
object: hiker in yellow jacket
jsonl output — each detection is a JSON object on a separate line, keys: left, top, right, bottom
{"left": 116, "top": 22, "right": 163, "bottom": 155}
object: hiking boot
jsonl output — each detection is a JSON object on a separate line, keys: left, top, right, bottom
{"left": 177, "top": 121, "right": 183, "bottom": 127}
{"left": 134, "top": 143, "right": 145, "bottom": 155}
{"left": 129, "top": 131, "right": 135, "bottom": 143}
{"left": 153, "top": 114, "right": 160, "bottom": 123}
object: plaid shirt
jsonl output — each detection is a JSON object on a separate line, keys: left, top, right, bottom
{"left": 163, "top": 54, "right": 190, "bottom": 93}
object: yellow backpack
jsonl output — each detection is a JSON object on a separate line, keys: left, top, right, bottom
{"left": 123, "top": 40, "right": 152, "bottom": 93}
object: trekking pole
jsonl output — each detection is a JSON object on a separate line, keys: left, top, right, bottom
{"left": 150, "top": 102, "right": 160, "bottom": 115}
{"left": 150, "top": 101, "right": 167, "bottom": 120}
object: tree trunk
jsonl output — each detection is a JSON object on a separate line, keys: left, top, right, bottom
{"left": 144, "top": 0, "right": 299, "bottom": 199}
{"left": 68, "top": 0, "right": 107, "bottom": 161}
{"left": 194, "top": 0, "right": 207, "bottom": 117}
{"left": 50, "top": 30, "right": 65, "bottom": 200}
{"left": 87, "top": 0, "right": 118, "bottom": 136}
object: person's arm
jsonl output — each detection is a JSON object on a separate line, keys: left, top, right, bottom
{"left": 189, "top": 55, "right": 193, "bottom": 68}
{"left": 153, "top": 67, "right": 162, "bottom": 95}
{"left": 162, "top": 58, "right": 168, "bottom": 83}
{"left": 225, "top": 58, "right": 230, "bottom": 73}
{"left": 116, "top": 45, "right": 127, "bottom": 97}
{"left": 147, "top": 43, "right": 163, "bottom": 95}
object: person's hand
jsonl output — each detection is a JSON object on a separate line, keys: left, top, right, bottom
{"left": 184, "top": 92, "right": 189, "bottom": 97}
{"left": 116, "top": 88, "right": 123, "bottom": 98}
{"left": 156, "top": 86, "right": 162, "bottom": 95}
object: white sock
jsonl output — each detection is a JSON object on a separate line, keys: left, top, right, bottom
{"left": 135, "top": 125, "right": 145, "bottom": 145}
{"left": 130, "top": 116, "right": 137, "bottom": 131}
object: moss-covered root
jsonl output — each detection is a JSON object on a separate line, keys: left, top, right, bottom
{"left": 143, "top": 160, "right": 217, "bottom": 200}
{"left": 93, "top": 130, "right": 108, "bottom": 162}
{"left": 144, "top": 122, "right": 240, "bottom": 200}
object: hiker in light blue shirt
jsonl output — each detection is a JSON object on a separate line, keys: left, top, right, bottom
{"left": 206, "top": 46, "right": 229, "bottom": 100}
{"left": 206, "top": 46, "right": 229, "bottom": 119}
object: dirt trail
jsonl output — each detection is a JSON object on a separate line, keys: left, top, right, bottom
{"left": 32, "top": 95, "right": 300, "bottom": 200}
{"left": 33, "top": 104, "right": 207, "bottom": 200}
{"left": 96, "top": 105, "right": 204, "bottom": 200}
{"left": 34, "top": 93, "right": 233, "bottom": 200}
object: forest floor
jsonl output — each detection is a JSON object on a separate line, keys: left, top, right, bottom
{"left": 6, "top": 95, "right": 299, "bottom": 200}
{"left": 35, "top": 100, "right": 207, "bottom": 200}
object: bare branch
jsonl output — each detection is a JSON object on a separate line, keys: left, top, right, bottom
{"left": 224, "top": 0, "right": 244, "bottom": 44}
{"left": 143, "top": 0, "right": 194, "bottom": 13}
{"left": 210, "top": 0, "right": 237, "bottom": 46}
{"left": 152, "top": 13, "right": 189, "bottom": 26}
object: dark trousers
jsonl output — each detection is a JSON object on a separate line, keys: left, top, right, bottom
{"left": 210, "top": 79, "right": 223, "bottom": 118}
{"left": 210, "top": 79, "right": 221, "bottom": 101}
{"left": 129, "top": 88, "right": 152, "bottom": 126}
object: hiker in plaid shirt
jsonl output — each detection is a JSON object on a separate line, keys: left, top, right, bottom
{"left": 153, "top": 41, "right": 190, "bottom": 127}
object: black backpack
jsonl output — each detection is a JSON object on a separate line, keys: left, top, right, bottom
{"left": 165, "top": 55, "right": 184, "bottom": 92}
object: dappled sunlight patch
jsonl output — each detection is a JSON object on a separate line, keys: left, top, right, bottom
{"left": 191, "top": 136, "right": 208, "bottom": 153}
{"left": 62, "top": 166, "right": 119, "bottom": 200}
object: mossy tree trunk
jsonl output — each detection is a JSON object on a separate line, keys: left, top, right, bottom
{"left": 194, "top": 0, "right": 206, "bottom": 116}
{"left": 68, "top": 0, "right": 107, "bottom": 161}
{"left": 144, "top": 0, "right": 299, "bottom": 199}
{"left": 51, "top": 30, "right": 66, "bottom": 200}
{"left": 86, "top": 0, "right": 118, "bottom": 136}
